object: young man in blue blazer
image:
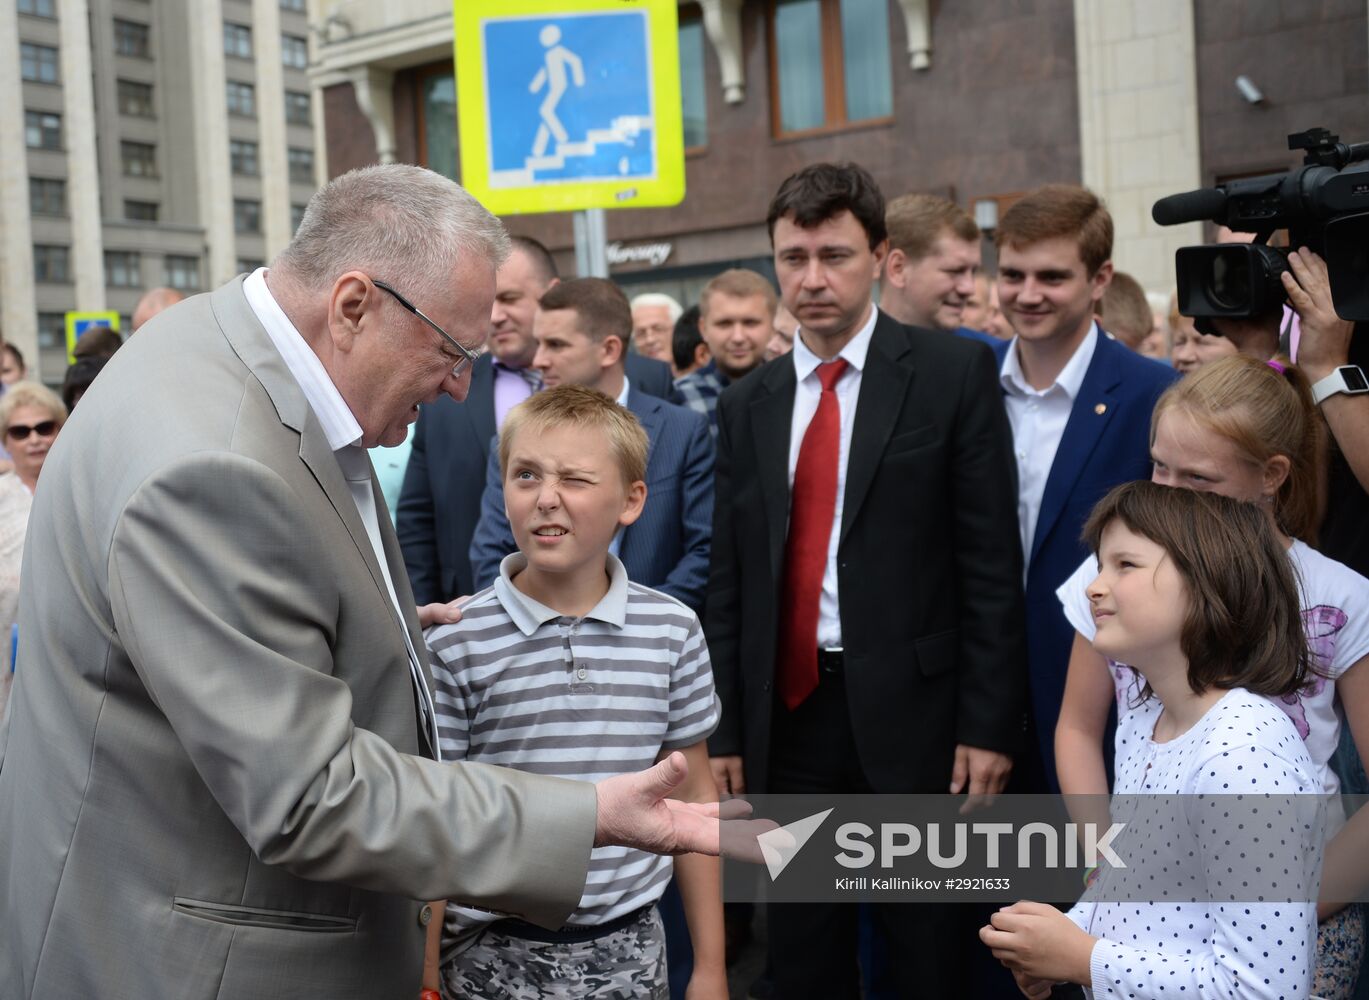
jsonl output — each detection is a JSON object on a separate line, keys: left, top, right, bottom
{"left": 990, "top": 184, "right": 1177, "bottom": 792}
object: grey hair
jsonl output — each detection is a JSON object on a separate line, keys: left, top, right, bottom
{"left": 272, "top": 164, "right": 510, "bottom": 299}
{"left": 0, "top": 380, "right": 68, "bottom": 430}
{"left": 629, "top": 292, "right": 683, "bottom": 324}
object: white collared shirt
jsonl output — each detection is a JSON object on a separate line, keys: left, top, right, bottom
{"left": 1000, "top": 322, "right": 1099, "bottom": 567}
{"left": 242, "top": 268, "right": 439, "bottom": 755}
{"left": 788, "top": 303, "right": 879, "bottom": 649}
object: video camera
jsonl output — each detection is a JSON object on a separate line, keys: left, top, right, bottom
{"left": 1152, "top": 128, "right": 1369, "bottom": 321}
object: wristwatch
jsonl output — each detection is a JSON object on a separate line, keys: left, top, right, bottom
{"left": 1310, "top": 365, "right": 1369, "bottom": 405}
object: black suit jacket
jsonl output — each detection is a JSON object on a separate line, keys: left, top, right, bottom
{"left": 704, "top": 312, "right": 1028, "bottom": 793}
{"left": 398, "top": 352, "right": 676, "bottom": 604}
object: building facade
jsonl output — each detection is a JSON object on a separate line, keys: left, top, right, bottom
{"left": 310, "top": 0, "right": 1369, "bottom": 311}
{"left": 1, "top": 0, "right": 322, "bottom": 383}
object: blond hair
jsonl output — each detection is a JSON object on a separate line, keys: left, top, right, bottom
{"left": 499, "top": 384, "right": 649, "bottom": 486}
{"left": 699, "top": 268, "right": 777, "bottom": 319}
{"left": 1098, "top": 271, "right": 1152, "bottom": 348}
{"left": 885, "top": 193, "right": 979, "bottom": 262}
{"left": 0, "top": 381, "right": 67, "bottom": 431}
{"left": 1151, "top": 354, "right": 1323, "bottom": 542}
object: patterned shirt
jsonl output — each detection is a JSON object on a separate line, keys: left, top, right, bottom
{"left": 673, "top": 360, "right": 726, "bottom": 439}
{"left": 426, "top": 552, "right": 720, "bottom": 930}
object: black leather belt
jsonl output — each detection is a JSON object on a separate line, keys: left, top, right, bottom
{"left": 817, "top": 647, "right": 844, "bottom": 675}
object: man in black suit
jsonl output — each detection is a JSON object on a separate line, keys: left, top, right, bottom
{"left": 705, "top": 164, "right": 1027, "bottom": 997}
{"left": 397, "top": 237, "right": 674, "bottom": 604}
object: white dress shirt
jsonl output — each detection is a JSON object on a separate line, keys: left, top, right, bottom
{"left": 788, "top": 304, "right": 879, "bottom": 649}
{"left": 999, "top": 322, "right": 1099, "bottom": 569}
{"left": 243, "top": 268, "right": 440, "bottom": 756}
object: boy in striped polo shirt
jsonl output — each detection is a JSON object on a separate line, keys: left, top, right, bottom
{"left": 422, "top": 385, "right": 725, "bottom": 1000}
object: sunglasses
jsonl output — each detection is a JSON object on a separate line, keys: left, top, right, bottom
{"left": 371, "top": 278, "right": 484, "bottom": 381}
{"left": 6, "top": 420, "right": 57, "bottom": 441}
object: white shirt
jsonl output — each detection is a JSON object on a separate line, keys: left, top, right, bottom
{"left": 242, "top": 268, "right": 440, "bottom": 756}
{"left": 999, "top": 323, "right": 1099, "bottom": 567}
{"left": 788, "top": 304, "right": 878, "bottom": 649}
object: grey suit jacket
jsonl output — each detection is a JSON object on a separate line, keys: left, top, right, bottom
{"left": 0, "top": 278, "right": 597, "bottom": 999}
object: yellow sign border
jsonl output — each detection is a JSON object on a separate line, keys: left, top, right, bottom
{"left": 64, "top": 311, "right": 121, "bottom": 365}
{"left": 454, "top": 0, "right": 684, "bottom": 216}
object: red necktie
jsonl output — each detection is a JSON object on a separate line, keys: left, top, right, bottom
{"left": 777, "top": 357, "right": 849, "bottom": 710}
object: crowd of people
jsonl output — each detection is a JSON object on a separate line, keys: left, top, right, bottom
{"left": 0, "top": 158, "right": 1367, "bottom": 1000}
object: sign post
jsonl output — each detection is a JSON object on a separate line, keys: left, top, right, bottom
{"left": 453, "top": 0, "right": 685, "bottom": 236}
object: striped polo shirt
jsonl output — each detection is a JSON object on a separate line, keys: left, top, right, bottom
{"left": 426, "top": 552, "right": 720, "bottom": 931}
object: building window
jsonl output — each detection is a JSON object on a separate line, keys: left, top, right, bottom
{"left": 114, "top": 19, "right": 151, "bottom": 58}
{"left": 164, "top": 255, "right": 200, "bottom": 291}
{"left": 234, "top": 199, "right": 261, "bottom": 234}
{"left": 281, "top": 34, "right": 308, "bottom": 69}
{"left": 280, "top": 0, "right": 306, "bottom": 11}
{"left": 285, "top": 90, "right": 311, "bottom": 126}
{"left": 125, "top": 200, "right": 159, "bottom": 222}
{"left": 223, "top": 22, "right": 252, "bottom": 59}
{"left": 105, "top": 251, "right": 142, "bottom": 288}
{"left": 226, "top": 80, "right": 255, "bottom": 117}
{"left": 287, "top": 146, "right": 314, "bottom": 184}
{"left": 419, "top": 70, "right": 458, "bottom": 181}
{"left": 24, "top": 110, "right": 61, "bottom": 150}
{"left": 291, "top": 203, "right": 307, "bottom": 232}
{"left": 34, "top": 245, "right": 70, "bottom": 283}
{"left": 38, "top": 313, "right": 65, "bottom": 351}
{"left": 121, "top": 140, "right": 157, "bottom": 177}
{"left": 29, "top": 177, "right": 66, "bottom": 216}
{"left": 680, "top": 13, "right": 707, "bottom": 149}
{"left": 117, "top": 79, "right": 155, "bottom": 117}
{"left": 20, "top": 43, "right": 59, "bottom": 83}
{"left": 18, "top": 0, "right": 56, "bottom": 18}
{"left": 769, "top": 0, "right": 892, "bottom": 136}
{"left": 230, "top": 139, "right": 259, "bottom": 176}
{"left": 237, "top": 258, "right": 264, "bottom": 274}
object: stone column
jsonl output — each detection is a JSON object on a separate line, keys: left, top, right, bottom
{"left": 58, "top": 0, "right": 105, "bottom": 309}
{"left": 187, "top": 0, "right": 236, "bottom": 288}
{"left": 253, "top": 0, "right": 294, "bottom": 257}
{"left": 0, "top": 2, "right": 38, "bottom": 360}
{"left": 1073, "top": 0, "right": 1203, "bottom": 295}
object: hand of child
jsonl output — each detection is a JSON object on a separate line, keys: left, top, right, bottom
{"left": 683, "top": 964, "right": 730, "bottom": 1000}
{"left": 1011, "top": 969, "right": 1056, "bottom": 1000}
{"left": 979, "top": 901, "right": 1095, "bottom": 987}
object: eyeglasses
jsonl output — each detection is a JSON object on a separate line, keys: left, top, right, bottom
{"left": 371, "top": 278, "right": 483, "bottom": 381}
{"left": 6, "top": 420, "right": 57, "bottom": 441}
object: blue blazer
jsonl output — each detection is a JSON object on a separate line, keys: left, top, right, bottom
{"left": 468, "top": 386, "right": 715, "bottom": 613}
{"left": 397, "top": 352, "right": 677, "bottom": 605}
{"left": 992, "top": 331, "right": 1178, "bottom": 789}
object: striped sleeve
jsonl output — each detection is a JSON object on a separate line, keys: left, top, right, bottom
{"left": 661, "top": 612, "right": 720, "bottom": 751}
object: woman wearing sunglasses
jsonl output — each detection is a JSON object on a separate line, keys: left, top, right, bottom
{"left": 0, "top": 382, "right": 67, "bottom": 719}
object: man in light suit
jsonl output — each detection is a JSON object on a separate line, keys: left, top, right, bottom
{"left": 706, "top": 163, "right": 1027, "bottom": 997}
{"left": 469, "top": 277, "right": 713, "bottom": 613}
{"left": 989, "top": 184, "right": 1177, "bottom": 792}
{"left": 398, "top": 237, "right": 675, "bottom": 606}
{"left": 0, "top": 165, "right": 724, "bottom": 999}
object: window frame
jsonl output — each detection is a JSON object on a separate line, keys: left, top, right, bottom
{"left": 287, "top": 146, "right": 314, "bottom": 185}
{"left": 34, "top": 244, "right": 71, "bottom": 284}
{"left": 24, "top": 109, "right": 62, "bottom": 150}
{"left": 766, "top": 0, "right": 895, "bottom": 141}
{"left": 104, "top": 250, "right": 142, "bottom": 288}
{"left": 113, "top": 19, "right": 151, "bottom": 59}
{"left": 18, "top": 0, "right": 56, "bottom": 19}
{"left": 284, "top": 89, "right": 312, "bottom": 126}
{"left": 120, "top": 140, "right": 158, "bottom": 178}
{"left": 164, "top": 255, "right": 201, "bottom": 291}
{"left": 233, "top": 198, "right": 262, "bottom": 235}
{"left": 125, "top": 199, "right": 159, "bottom": 223}
{"left": 230, "top": 139, "right": 260, "bottom": 176}
{"left": 679, "top": 5, "right": 709, "bottom": 155}
{"left": 29, "top": 177, "right": 66, "bottom": 216}
{"left": 117, "top": 78, "right": 155, "bottom": 118}
{"left": 226, "top": 80, "right": 256, "bottom": 118}
{"left": 223, "top": 22, "right": 253, "bottom": 60}
{"left": 281, "top": 34, "right": 308, "bottom": 70}
{"left": 20, "top": 42, "right": 59, "bottom": 83}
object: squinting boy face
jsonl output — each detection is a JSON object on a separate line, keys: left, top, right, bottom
{"left": 503, "top": 423, "right": 645, "bottom": 581}
{"left": 1086, "top": 521, "right": 1189, "bottom": 670}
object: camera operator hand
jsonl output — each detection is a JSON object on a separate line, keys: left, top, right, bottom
{"left": 1283, "top": 248, "right": 1369, "bottom": 494}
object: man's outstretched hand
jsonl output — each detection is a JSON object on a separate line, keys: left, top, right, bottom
{"left": 595, "top": 752, "right": 780, "bottom": 863}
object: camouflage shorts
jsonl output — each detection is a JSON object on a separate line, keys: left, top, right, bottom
{"left": 439, "top": 906, "right": 668, "bottom": 999}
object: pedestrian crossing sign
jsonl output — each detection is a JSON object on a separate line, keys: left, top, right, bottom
{"left": 454, "top": 0, "right": 685, "bottom": 215}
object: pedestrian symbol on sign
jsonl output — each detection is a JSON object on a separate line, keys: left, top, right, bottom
{"left": 485, "top": 11, "right": 656, "bottom": 189}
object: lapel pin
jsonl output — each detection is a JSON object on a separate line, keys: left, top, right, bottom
{"left": 1094, "top": 403, "right": 1107, "bottom": 416}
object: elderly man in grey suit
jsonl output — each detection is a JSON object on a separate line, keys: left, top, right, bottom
{"left": 0, "top": 165, "right": 723, "bottom": 1000}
